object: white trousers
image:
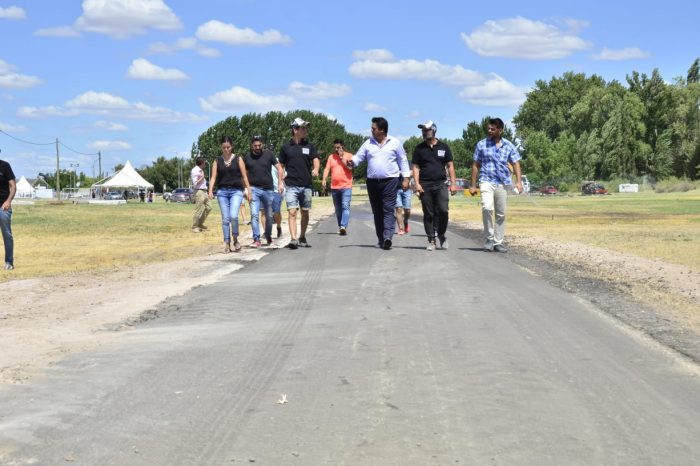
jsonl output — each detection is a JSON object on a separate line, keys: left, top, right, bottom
{"left": 479, "top": 182, "right": 507, "bottom": 246}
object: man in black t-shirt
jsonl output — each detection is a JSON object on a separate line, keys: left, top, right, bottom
{"left": 245, "top": 135, "right": 284, "bottom": 247}
{"left": 412, "top": 120, "right": 457, "bottom": 251}
{"left": 0, "top": 157, "right": 17, "bottom": 270}
{"left": 278, "top": 117, "right": 320, "bottom": 249}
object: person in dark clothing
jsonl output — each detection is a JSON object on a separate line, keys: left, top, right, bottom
{"left": 412, "top": 120, "right": 457, "bottom": 251}
{"left": 245, "top": 135, "right": 284, "bottom": 247}
{"left": 0, "top": 157, "right": 16, "bottom": 270}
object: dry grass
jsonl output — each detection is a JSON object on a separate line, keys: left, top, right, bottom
{"left": 4, "top": 197, "right": 334, "bottom": 282}
{"left": 449, "top": 190, "right": 700, "bottom": 270}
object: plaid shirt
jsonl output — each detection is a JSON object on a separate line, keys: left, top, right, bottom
{"left": 473, "top": 137, "right": 521, "bottom": 185}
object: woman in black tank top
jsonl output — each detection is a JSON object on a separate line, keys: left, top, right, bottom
{"left": 209, "top": 136, "right": 251, "bottom": 252}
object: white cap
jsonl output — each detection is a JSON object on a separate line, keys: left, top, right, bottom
{"left": 417, "top": 120, "right": 436, "bottom": 132}
{"left": 291, "top": 117, "right": 310, "bottom": 128}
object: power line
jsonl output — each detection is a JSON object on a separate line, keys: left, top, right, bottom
{"left": 0, "top": 129, "right": 54, "bottom": 146}
{"left": 58, "top": 140, "right": 99, "bottom": 156}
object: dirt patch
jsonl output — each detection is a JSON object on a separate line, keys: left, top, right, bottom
{"left": 453, "top": 220, "right": 700, "bottom": 362}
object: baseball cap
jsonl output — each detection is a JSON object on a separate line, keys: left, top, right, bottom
{"left": 418, "top": 120, "right": 436, "bottom": 132}
{"left": 291, "top": 117, "right": 310, "bottom": 128}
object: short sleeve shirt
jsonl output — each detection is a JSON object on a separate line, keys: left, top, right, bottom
{"left": 473, "top": 138, "right": 521, "bottom": 185}
{"left": 412, "top": 140, "right": 453, "bottom": 187}
{"left": 0, "top": 160, "right": 16, "bottom": 204}
{"left": 245, "top": 150, "right": 278, "bottom": 190}
{"left": 278, "top": 139, "right": 319, "bottom": 188}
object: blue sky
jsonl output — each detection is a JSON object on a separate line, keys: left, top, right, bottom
{"left": 0, "top": 0, "right": 698, "bottom": 179}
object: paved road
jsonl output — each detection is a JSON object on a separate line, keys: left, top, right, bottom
{"left": 1, "top": 205, "right": 699, "bottom": 465}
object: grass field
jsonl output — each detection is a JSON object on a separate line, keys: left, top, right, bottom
{"left": 449, "top": 190, "right": 700, "bottom": 270}
{"left": 3, "top": 191, "right": 698, "bottom": 282}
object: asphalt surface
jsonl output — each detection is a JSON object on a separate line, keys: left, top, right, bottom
{"left": 1, "top": 204, "right": 699, "bottom": 465}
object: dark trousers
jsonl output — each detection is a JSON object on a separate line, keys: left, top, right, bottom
{"left": 420, "top": 184, "right": 449, "bottom": 241}
{"left": 366, "top": 177, "right": 399, "bottom": 244}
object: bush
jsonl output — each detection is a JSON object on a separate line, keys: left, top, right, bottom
{"left": 654, "top": 177, "right": 699, "bottom": 193}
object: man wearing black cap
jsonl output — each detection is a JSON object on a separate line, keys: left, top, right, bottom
{"left": 278, "top": 117, "right": 320, "bottom": 249}
{"left": 413, "top": 120, "right": 457, "bottom": 250}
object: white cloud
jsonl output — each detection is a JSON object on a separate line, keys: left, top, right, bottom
{"left": 288, "top": 81, "right": 350, "bottom": 100}
{"left": 406, "top": 110, "right": 421, "bottom": 119}
{"left": 18, "top": 91, "right": 205, "bottom": 123}
{"left": 0, "top": 121, "right": 28, "bottom": 132}
{"left": 349, "top": 56, "right": 483, "bottom": 86}
{"left": 34, "top": 26, "right": 80, "bottom": 37}
{"left": 95, "top": 120, "right": 128, "bottom": 131}
{"left": 0, "top": 60, "right": 42, "bottom": 89}
{"left": 199, "top": 86, "right": 295, "bottom": 112}
{"left": 196, "top": 20, "right": 291, "bottom": 46}
{"left": 126, "top": 58, "right": 189, "bottom": 81}
{"left": 75, "top": 0, "right": 181, "bottom": 38}
{"left": 88, "top": 140, "right": 132, "bottom": 151}
{"left": 363, "top": 102, "right": 387, "bottom": 112}
{"left": 353, "top": 49, "right": 395, "bottom": 62}
{"left": 0, "top": 6, "right": 26, "bottom": 20}
{"left": 593, "top": 47, "right": 650, "bottom": 61}
{"left": 458, "top": 74, "right": 528, "bottom": 106}
{"left": 461, "top": 17, "right": 592, "bottom": 59}
{"left": 148, "top": 37, "right": 220, "bottom": 57}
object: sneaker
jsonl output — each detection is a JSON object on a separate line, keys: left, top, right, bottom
{"left": 426, "top": 242, "right": 435, "bottom": 251}
{"left": 277, "top": 226, "right": 282, "bottom": 238}
{"left": 494, "top": 244, "right": 508, "bottom": 253}
{"left": 339, "top": 227, "right": 347, "bottom": 236}
{"left": 199, "top": 225, "right": 209, "bottom": 230}
{"left": 288, "top": 239, "right": 299, "bottom": 250}
{"left": 484, "top": 242, "right": 494, "bottom": 252}
{"left": 382, "top": 238, "right": 392, "bottom": 250}
{"left": 438, "top": 236, "right": 448, "bottom": 250}
{"left": 265, "top": 236, "right": 273, "bottom": 246}
{"left": 191, "top": 227, "right": 202, "bottom": 233}
{"left": 299, "top": 237, "right": 311, "bottom": 248}
{"left": 233, "top": 241, "right": 242, "bottom": 252}
{"left": 250, "top": 240, "right": 262, "bottom": 248}
{"left": 4, "top": 263, "right": 14, "bottom": 270}
{"left": 405, "top": 224, "right": 410, "bottom": 233}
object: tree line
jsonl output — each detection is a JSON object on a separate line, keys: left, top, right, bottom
{"left": 130, "top": 58, "right": 700, "bottom": 191}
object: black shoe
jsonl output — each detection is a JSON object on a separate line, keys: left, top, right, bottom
{"left": 484, "top": 243, "right": 494, "bottom": 252}
{"left": 288, "top": 239, "right": 299, "bottom": 249}
{"left": 382, "top": 238, "right": 392, "bottom": 250}
{"left": 494, "top": 244, "right": 508, "bottom": 253}
{"left": 277, "top": 226, "right": 282, "bottom": 238}
{"left": 299, "top": 237, "right": 311, "bottom": 248}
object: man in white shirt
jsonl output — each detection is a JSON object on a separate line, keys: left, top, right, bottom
{"left": 191, "top": 156, "right": 212, "bottom": 232}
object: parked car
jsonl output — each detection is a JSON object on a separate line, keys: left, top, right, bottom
{"left": 103, "top": 191, "right": 124, "bottom": 200}
{"left": 170, "top": 188, "right": 194, "bottom": 203}
{"left": 540, "top": 185, "right": 558, "bottom": 195}
{"left": 582, "top": 182, "right": 608, "bottom": 195}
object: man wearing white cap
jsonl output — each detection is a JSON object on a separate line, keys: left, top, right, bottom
{"left": 413, "top": 120, "right": 457, "bottom": 250}
{"left": 278, "top": 117, "right": 320, "bottom": 249}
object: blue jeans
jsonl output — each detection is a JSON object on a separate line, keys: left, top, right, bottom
{"left": 331, "top": 188, "right": 352, "bottom": 228}
{"left": 250, "top": 187, "right": 274, "bottom": 241}
{"left": 216, "top": 188, "right": 244, "bottom": 242}
{"left": 0, "top": 208, "right": 12, "bottom": 265}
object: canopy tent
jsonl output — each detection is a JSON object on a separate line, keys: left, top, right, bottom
{"left": 15, "top": 175, "right": 34, "bottom": 198}
{"left": 92, "top": 161, "right": 153, "bottom": 190}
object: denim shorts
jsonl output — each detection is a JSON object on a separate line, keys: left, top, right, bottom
{"left": 285, "top": 186, "right": 312, "bottom": 210}
{"left": 396, "top": 189, "right": 412, "bottom": 209}
{"left": 272, "top": 192, "right": 283, "bottom": 213}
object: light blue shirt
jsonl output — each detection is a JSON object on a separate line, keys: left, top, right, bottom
{"left": 473, "top": 137, "right": 521, "bottom": 185}
{"left": 352, "top": 135, "right": 411, "bottom": 179}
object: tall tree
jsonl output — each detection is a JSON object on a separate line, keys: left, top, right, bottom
{"left": 688, "top": 58, "right": 700, "bottom": 84}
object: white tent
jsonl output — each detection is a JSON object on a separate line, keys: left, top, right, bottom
{"left": 15, "top": 175, "right": 34, "bottom": 198}
{"left": 94, "top": 160, "right": 154, "bottom": 190}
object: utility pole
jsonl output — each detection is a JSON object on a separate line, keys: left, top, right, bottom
{"left": 98, "top": 151, "right": 102, "bottom": 179}
{"left": 55, "top": 138, "right": 60, "bottom": 200}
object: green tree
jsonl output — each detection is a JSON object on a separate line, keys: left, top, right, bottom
{"left": 687, "top": 58, "right": 700, "bottom": 84}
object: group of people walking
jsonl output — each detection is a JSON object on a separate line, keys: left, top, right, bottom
{"left": 190, "top": 115, "right": 523, "bottom": 256}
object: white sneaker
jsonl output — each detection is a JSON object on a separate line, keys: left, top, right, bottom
{"left": 3, "top": 263, "right": 13, "bottom": 270}
{"left": 438, "top": 236, "right": 448, "bottom": 250}
{"left": 426, "top": 242, "right": 435, "bottom": 251}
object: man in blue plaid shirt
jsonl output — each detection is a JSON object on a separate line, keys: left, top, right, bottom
{"left": 469, "top": 117, "right": 523, "bottom": 253}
